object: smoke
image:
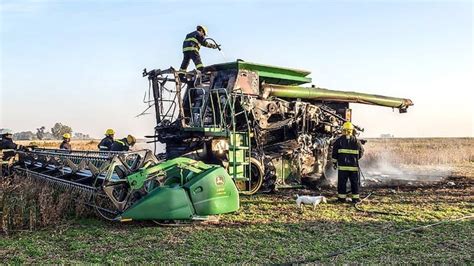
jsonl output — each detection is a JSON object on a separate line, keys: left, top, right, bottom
{"left": 324, "top": 150, "right": 452, "bottom": 188}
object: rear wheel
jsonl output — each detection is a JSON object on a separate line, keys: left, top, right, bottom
{"left": 237, "top": 157, "right": 264, "bottom": 195}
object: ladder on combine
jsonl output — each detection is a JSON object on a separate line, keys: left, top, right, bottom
{"left": 228, "top": 131, "right": 252, "bottom": 193}
{"left": 186, "top": 85, "right": 260, "bottom": 194}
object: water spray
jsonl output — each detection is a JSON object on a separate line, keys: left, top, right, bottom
{"left": 205, "top": 37, "right": 227, "bottom": 61}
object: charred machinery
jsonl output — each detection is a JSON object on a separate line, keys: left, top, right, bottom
{"left": 143, "top": 61, "right": 413, "bottom": 194}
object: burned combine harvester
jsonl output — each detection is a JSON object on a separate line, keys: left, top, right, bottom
{"left": 144, "top": 61, "right": 413, "bottom": 194}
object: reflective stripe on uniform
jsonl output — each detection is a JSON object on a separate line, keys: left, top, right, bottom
{"left": 99, "top": 146, "right": 108, "bottom": 149}
{"left": 183, "top": 46, "right": 199, "bottom": 52}
{"left": 338, "top": 194, "right": 347, "bottom": 198}
{"left": 196, "top": 63, "right": 204, "bottom": 68}
{"left": 184, "top": 37, "right": 201, "bottom": 47}
{"left": 338, "top": 165, "right": 359, "bottom": 171}
{"left": 116, "top": 140, "right": 125, "bottom": 145}
{"left": 338, "top": 149, "right": 359, "bottom": 155}
{"left": 351, "top": 194, "right": 360, "bottom": 199}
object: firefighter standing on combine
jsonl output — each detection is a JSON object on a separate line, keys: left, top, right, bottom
{"left": 179, "top": 25, "right": 219, "bottom": 74}
{"left": 59, "top": 133, "right": 72, "bottom": 150}
{"left": 98, "top": 129, "right": 115, "bottom": 151}
{"left": 332, "top": 121, "right": 364, "bottom": 203}
{"left": 110, "top": 135, "right": 136, "bottom": 152}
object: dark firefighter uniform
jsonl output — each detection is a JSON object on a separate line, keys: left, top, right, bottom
{"left": 0, "top": 137, "right": 20, "bottom": 150}
{"left": 332, "top": 135, "right": 364, "bottom": 202}
{"left": 110, "top": 138, "right": 130, "bottom": 152}
{"left": 59, "top": 140, "right": 71, "bottom": 150}
{"left": 98, "top": 136, "right": 114, "bottom": 151}
{"left": 0, "top": 136, "right": 22, "bottom": 160}
{"left": 179, "top": 29, "right": 216, "bottom": 72}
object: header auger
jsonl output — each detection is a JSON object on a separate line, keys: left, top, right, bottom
{"left": 143, "top": 60, "right": 413, "bottom": 194}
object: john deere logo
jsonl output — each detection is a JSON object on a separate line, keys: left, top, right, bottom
{"left": 216, "top": 176, "right": 225, "bottom": 186}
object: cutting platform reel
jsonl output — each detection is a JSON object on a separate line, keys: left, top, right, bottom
{"left": 14, "top": 148, "right": 239, "bottom": 222}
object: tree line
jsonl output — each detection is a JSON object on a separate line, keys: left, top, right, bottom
{"left": 1, "top": 123, "right": 91, "bottom": 140}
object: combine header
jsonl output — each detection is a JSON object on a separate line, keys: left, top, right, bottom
{"left": 143, "top": 60, "right": 413, "bottom": 194}
{"left": 13, "top": 148, "right": 239, "bottom": 221}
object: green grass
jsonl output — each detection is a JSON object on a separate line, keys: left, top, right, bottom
{"left": 1, "top": 179, "right": 473, "bottom": 264}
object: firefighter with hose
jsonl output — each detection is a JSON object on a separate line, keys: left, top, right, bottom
{"left": 332, "top": 121, "right": 364, "bottom": 203}
{"left": 110, "top": 135, "right": 136, "bottom": 152}
{"left": 179, "top": 25, "right": 220, "bottom": 75}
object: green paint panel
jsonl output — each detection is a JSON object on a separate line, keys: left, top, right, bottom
{"left": 120, "top": 187, "right": 194, "bottom": 220}
{"left": 119, "top": 157, "right": 240, "bottom": 221}
{"left": 206, "top": 61, "right": 312, "bottom": 85}
{"left": 184, "top": 167, "right": 240, "bottom": 215}
{"left": 272, "top": 157, "right": 295, "bottom": 185}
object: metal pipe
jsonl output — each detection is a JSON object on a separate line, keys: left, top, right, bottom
{"left": 262, "top": 84, "right": 413, "bottom": 112}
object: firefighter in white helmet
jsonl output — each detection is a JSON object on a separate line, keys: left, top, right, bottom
{"left": 179, "top": 25, "right": 219, "bottom": 73}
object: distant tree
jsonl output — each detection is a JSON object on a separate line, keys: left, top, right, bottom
{"left": 74, "top": 132, "right": 91, "bottom": 140}
{"left": 36, "top": 126, "right": 46, "bottom": 140}
{"left": 51, "top": 123, "right": 72, "bottom": 140}
{"left": 13, "top": 131, "right": 36, "bottom": 140}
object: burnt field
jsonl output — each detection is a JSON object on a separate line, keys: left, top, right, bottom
{"left": 1, "top": 138, "right": 473, "bottom": 263}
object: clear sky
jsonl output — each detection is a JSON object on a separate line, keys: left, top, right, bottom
{"left": 1, "top": 0, "right": 472, "bottom": 139}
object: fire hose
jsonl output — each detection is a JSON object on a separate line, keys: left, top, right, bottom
{"left": 356, "top": 166, "right": 406, "bottom": 216}
{"left": 204, "top": 37, "right": 221, "bottom": 51}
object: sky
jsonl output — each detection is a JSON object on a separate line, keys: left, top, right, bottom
{"left": 0, "top": 0, "right": 473, "bottom": 139}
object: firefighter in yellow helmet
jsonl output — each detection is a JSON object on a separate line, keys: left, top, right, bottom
{"left": 110, "top": 135, "right": 136, "bottom": 152}
{"left": 98, "top": 129, "right": 115, "bottom": 151}
{"left": 60, "top": 133, "right": 72, "bottom": 150}
{"left": 331, "top": 121, "right": 364, "bottom": 203}
{"left": 179, "top": 25, "right": 219, "bottom": 73}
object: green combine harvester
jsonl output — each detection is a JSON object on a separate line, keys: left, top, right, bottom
{"left": 7, "top": 60, "right": 412, "bottom": 222}
{"left": 143, "top": 60, "right": 413, "bottom": 195}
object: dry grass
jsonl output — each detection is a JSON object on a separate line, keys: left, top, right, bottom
{"left": 18, "top": 140, "right": 99, "bottom": 150}
{"left": 0, "top": 174, "right": 92, "bottom": 234}
{"left": 364, "top": 138, "right": 474, "bottom": 165}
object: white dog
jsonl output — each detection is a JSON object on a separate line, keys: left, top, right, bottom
{"left": 295, "top": 195, "right": 327, "bottom": 210}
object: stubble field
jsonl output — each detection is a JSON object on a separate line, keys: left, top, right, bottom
{"left": 1, "top": 138, "right": 473, "bottom": 263}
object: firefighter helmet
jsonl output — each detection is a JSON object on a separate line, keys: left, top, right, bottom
{"left": 105, "top": 129, "right": 115, "bottom": 135}
{"left": 197, "top": 25, "right": 208, "bottom": 36}
{"left": 63, "top": 133, "right": 71, "bottom": 139}
{"left": 126, "top": 135, "right": 136, "bottom": 146}
{"left": 342, "top": 122, "right": 354, "bottom": 130}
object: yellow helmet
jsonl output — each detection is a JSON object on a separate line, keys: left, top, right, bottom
{"left": 105, "top": 128, "right": 115, "bottom": 135}
{"left": 126, "top": 135, "right": 136, "bottom": 146}
{"left": 342, "top": 121, "right": 354, "bottom": 130}
{"left": 63, "top": 133, "right": 71, "bottom": 139}
{"left": 197, "top": 25, "right": 208, "bottom": 36}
